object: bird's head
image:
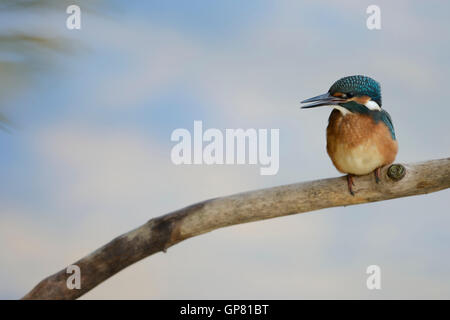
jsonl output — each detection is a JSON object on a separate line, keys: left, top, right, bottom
{"left": 301, "top": 75, "right": 382, "bottom": 114}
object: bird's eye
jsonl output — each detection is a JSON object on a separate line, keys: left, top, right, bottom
{"left": 346, "top": 92, "right": 354, "bottom": 98}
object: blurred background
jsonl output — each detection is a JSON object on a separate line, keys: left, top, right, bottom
{"left": 1, "top": 0, "right": 449, "bottom": 299}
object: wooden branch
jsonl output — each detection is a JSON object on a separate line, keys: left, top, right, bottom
{"left": 22, "top": 158, "right": 450, "bottom": 300}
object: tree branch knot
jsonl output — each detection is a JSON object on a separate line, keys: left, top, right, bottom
{"left": 387, "top": 163, "right": 406, "bottom": 181}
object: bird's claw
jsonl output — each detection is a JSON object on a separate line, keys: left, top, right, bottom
{"left": 374, "top": 167, "right": 381, "bottom": 184}
{"left": 347, "top": 174, "right": 355, "bottom": 196}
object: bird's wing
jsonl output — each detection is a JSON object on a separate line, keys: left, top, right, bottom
{"left": 380, "top": 109, "right": 396, "bottom": 140}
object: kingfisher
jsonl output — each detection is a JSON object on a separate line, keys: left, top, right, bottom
{"left": 301, "top": 75, "right": 398, "bottom": 195}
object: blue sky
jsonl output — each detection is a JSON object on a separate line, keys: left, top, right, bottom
{"left": 0, "top": 0, "right": 449, "bottom": 299}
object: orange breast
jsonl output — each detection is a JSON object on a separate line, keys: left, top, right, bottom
{"left": 326, "top": 109, "right": 398, "bottom": 175}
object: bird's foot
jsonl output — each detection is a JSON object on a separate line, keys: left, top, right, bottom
{"left": 374, "top": 167, "right": 381, "bottom": 184}
{"left": 347, "top": 174, "right": 355, "bottom": 196}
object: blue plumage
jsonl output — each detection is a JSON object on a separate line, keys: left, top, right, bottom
{"left": 329, "top": 75, "right": 382, "bottom": 107}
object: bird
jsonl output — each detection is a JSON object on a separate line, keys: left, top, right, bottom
{"left": 300, "top": 75, "right": 398, "bottom": 195}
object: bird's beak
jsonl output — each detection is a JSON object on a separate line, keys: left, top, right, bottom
{"left": 300, "top": 92, "right": 346, "bottom": 109}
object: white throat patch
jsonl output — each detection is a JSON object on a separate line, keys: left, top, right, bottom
{"left": 331, "top": 100, "right": 381, "bottom": 116}
{"left": 365, "top": 100, "right": 381, "bottom": 111}
{"left": 332, "top": 105, "right": 351, "bottom": 116}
